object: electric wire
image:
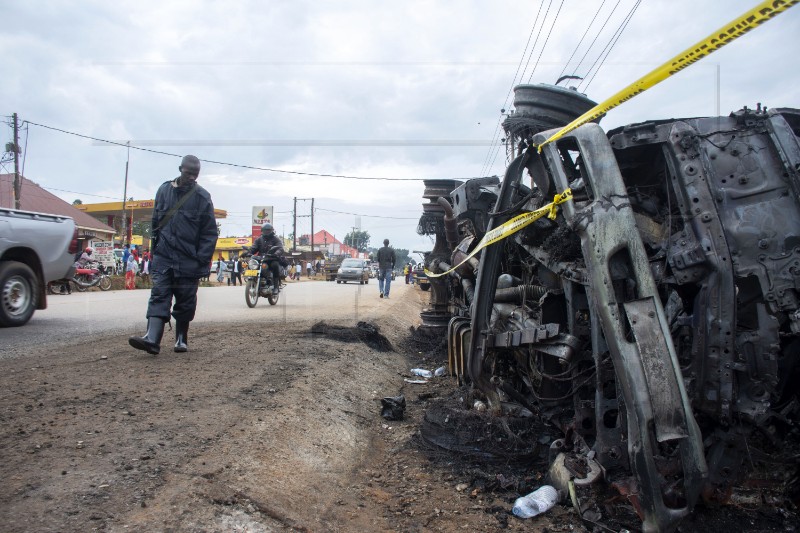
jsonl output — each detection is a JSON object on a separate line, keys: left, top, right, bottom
{"left": 24, "top": 121, "right": 429, "bottom": 182}
{"left": 526, "top": 0, "right": 566, "bottom": 83}
{"left": 315, "top": 207, "right": 418, "bottom": 220}
{"left": 478, "top": 0, "right": 548, "bottom": 179}
{"left": 485, "top": 0, "right": 559, "bottom": 176}
{"left": 556, "top": 0, "right": 607, "bottom": 82}
{"left": 568, "top": 0, "right": 622, "bottom": 79}
{"left": 582, "top": 0, "right": 642, "bottom": 91}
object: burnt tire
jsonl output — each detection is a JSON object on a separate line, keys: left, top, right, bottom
{"left": 0, "top": 261, "right": 37, "bottom": 327}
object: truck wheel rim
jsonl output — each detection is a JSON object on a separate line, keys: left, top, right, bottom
{"left": 2, "top": 275, "right": 30, "bottom": 317}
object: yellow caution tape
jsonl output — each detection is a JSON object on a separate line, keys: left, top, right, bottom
{"left": 537, "top": 0, "right": 799, "bottom": 151}
{"left": 424, "top": 188, "right": 572, "bottom": 278}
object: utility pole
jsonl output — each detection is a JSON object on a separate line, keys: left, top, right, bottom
{"left": 292, "top": 197, "right": 297, "bottom": 251}
{"left": 121, "top": 141, "right": 130, "bottom": 245}
{"left": 12, "top": 113, "right": 20, "bottom": 209}
{"left": 310, "top": 198, "right": 315, "bottom": 255}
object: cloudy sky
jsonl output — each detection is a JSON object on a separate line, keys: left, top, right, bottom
{"left": 2, "top": 0, "right": 798, "bottom": 253}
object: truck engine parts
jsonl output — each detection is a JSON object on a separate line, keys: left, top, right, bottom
{"left": 435, "top": 84, "right": 800, "bottom": 531}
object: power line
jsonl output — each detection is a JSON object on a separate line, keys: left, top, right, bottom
{"left": 568, "top": 0, "right": 622, "bottom": 79}
{"left": 24, "top": 120, "right": 432, "bottom": 182}
{"left": 556, "top": 0, "right": 607, "bottom": 82}
{"left": 582, "top": 0, "right": 642, "bottom": 91}
{"left": 527, "top": 0, "right": 566, "bottom": 83}
{"left": 478, "top": 0, "right": 548, "bottom": 178}
{"left": 315, "top": 207, "right": 418, "bottom": 220}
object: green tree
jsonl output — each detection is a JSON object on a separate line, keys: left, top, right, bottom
{"left": 344, "top": 230, "right": 370, "bottom": 253}
{"left": 132, "top": 220, "right": 152, "bottom": 239}
{"left": 72, "top": 199, "right": 82, "bottom": 205}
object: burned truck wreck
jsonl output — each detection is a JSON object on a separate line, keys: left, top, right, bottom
{"left": 428, "top": 85, "right": 800, "bottom": 531}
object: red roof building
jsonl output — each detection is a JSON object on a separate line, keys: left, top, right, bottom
{"left": 1, "top": 173, "right": 116, "bottom": 241}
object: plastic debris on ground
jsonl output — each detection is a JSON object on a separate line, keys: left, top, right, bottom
{"left": 380, "top": 395, "right": 406, "bottom": 420}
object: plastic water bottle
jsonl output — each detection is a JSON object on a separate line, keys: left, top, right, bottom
{"left": 511, "top": 485, "right": 559, "bottom": 518}
{"left": 410, "top": 368, "right": 433, "bottom": 378}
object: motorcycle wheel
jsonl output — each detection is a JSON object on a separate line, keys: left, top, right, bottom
{"left": 74, "top": 275, "right": 88, "bottom": 292}
{"left": 47, "top": 281, "right": 60, "bottom": 295}
{"left": 98, "top": 275, "right": 112, "bottom": 291}
{"left": 245, "top": 279, "right": 259, "bottom": 308}
{"left": 268, "top": 291, "right": 279, "bottom": 306}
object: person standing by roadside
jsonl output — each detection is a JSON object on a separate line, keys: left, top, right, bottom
{"left": 305, "top": 260, "right": 312, "bottom": 278}
{"left": 122, "top": 244, "right": 131, "bottom": 273}
{"left": 376, "top": 238, "right": 396, "bottom": 299}
{"left": 403, "top": 263, "right": 410, "bottom": 284}
{"left": 140, "top": 251, "right": 150, "bottom": 286}
{"left": 128, "top": 155, "right": 217, "bottom": 355}
{"left": 229, "top": 256, "right": 243, "bottom": 286}
{"left": 125, "top": 253, "right": 139, "bottom": 290}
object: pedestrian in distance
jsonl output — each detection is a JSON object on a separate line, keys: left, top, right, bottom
{"left": 128, "top": 155, "right": 218, "bottom": 355}
{"left": 122, "top": 244, "right": 131, "bottom": 273}
{"left": 140, "top": 252, "right": 150, "bottom": 287}
{"left": 216, "top": 254, "right": 225, "bottom": 283}
{"left": 376, "top": 238, "right": 396, "bottom": 299}
{"left": 125, "top": 253, "right": 138, "bottom": 290}
{"left": 404, "top": 263, "right": 410, "bottom": 284}
{"left": 228, "top": 256, "right": 243, "bottom": 286}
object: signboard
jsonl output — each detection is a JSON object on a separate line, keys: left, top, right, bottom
{"left": 251, "top": 206, "right": 273, "bottom": 242}
{"left": 92, "top": 241, "right": 116, "bottom": 269}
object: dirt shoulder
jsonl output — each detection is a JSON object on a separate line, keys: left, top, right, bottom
{"left": 1, "top": 286, "right": 794, "bottom": 532}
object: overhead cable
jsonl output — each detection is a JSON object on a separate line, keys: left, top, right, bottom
{"left": 478, "top": 0, "right": 548, "bottom": 178}
{"left": 582, "top": 0, "right": 642, "bottom": 91}
{"left": 556, "top": 0, "right": 607, "bottom": 82}
{"left": 24, "top": 120, "right": 430, "bottom": 182}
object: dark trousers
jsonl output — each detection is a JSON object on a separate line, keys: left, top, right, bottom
{"left": 228, "top": 271, "right": 242, "bottom": 286}
{"left": 147, "top": 266, "right": 200, "bottom": 323}
{"left": 261, "top": 262, "right": 282, "bottom": 289}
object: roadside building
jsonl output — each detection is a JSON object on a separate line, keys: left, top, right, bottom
{"left": 1, "top": 174, "right": 116, "bottom": 247}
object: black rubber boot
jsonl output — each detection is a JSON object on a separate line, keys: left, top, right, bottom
{"left": 128, "top": 317, "right": 165, "bottom": 355}
{"left": 174, "top": 321, "right": 189, "bottom": 353}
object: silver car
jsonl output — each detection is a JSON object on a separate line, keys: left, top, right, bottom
{"left": 336, "top": 258, "right": 370, "bottom": 284}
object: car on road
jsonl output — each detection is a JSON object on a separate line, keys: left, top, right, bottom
{"left": 336, "top": 258, "right": 370, "bottom": 284}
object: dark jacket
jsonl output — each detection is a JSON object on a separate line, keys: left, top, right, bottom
{"left": 150, "top": 179, "right": 218, "bottom": 278}
{"left": 376, "top": 245, "right": 396, "bottom": 270}
{"left": 248, "top": 234, "right": 284, "bottom": 256}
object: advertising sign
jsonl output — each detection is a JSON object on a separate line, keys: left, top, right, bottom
{"left": 251, "top": 206, "right": 274, "bottom": 242}
{"left": 92, "top": 241, "right": 116, "bottom": 269}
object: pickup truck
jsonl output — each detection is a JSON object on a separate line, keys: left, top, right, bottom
{"left": 0, "top": 208, "right": 78, "bottom": 326}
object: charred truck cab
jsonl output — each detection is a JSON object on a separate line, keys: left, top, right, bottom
{"left": 431, "top": 84, "right": 800, "bottom": 532}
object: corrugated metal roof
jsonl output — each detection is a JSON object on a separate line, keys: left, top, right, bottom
{"left": 0, "top": 173, "right": 116, "bottom": 234}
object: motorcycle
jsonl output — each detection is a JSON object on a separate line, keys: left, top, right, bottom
{"left": 72, "top": 261, "right": 112, "bottom": 292}
{"left": 242, "top": 246, "right": 285, "bottom": 307}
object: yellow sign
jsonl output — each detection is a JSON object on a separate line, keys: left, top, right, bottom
{"left": 425, "top": 189, "right": 573, "bottom": 278}
{"left": 538, "top": 0, "right": 799, "bottom": 150}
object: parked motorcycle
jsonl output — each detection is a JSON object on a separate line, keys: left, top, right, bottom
{"left": 72, "top": 261, "right": 112, "bottom": 291}
{"left": 242, "top": 246, "right": 284, "bottom": 307}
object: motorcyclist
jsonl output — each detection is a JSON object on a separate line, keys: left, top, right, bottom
{"left": 247, "top": 223, "right": 285, "bottom": 294}
{"left": 78, "top": 247, "right": 95, "bottom": 267}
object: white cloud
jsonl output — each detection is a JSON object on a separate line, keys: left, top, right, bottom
{"left": 2, "top": 0, "right": 798, "bottom": 251}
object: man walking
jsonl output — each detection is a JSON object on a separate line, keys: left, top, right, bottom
{"left": 128, "top": 155, "right": 218, "bottom": 355}
{"left": 376, "top": 238, "right": 396, "bottom": 299}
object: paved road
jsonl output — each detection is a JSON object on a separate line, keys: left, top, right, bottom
{"left": 0, "top": 279, "right": 411, "bottom": 357}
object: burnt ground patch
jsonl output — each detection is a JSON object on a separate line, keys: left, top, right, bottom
{"left": 310, "top": 320, "right": 393, "bottom": 351}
